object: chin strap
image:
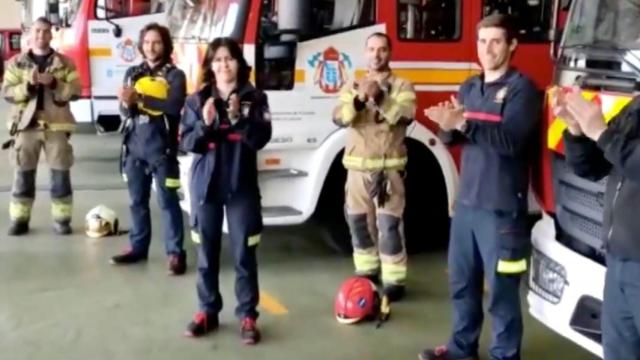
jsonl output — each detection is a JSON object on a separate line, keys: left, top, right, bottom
{"left": 376, "top": 294, "right": 391, "bottom": 329}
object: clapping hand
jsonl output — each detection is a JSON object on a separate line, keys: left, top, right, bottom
{"left": 424, "top": 95, "right": 465, "bottom": 131}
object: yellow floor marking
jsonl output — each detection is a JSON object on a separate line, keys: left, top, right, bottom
{"left": 259, "top": 291, "right": 289, "bottom": 315}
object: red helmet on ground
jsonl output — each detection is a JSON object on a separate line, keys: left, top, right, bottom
{"left": 334, "top": 276, "right": 380, "bottom": 324}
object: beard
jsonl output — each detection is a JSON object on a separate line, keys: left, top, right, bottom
{"left": 145, "top": 52, "right": 162, "bottom": 63}
{"left": 34, "top": 39, "right": 50, "bottom": 50}
{"left": 369, "top": 58, "right": 389, "bottom": 72}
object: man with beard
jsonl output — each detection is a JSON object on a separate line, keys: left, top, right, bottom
{"left": 419, "top": 14, "right": 541, "bottom": 360}
{"left": 2, "top": 17, "right": 81, "bottom": 236}
{"left": 332, "top": 32, "right": 416, "bottom": 302}
{"left": 110, "top": 23, "right": 187, "bottom": 276}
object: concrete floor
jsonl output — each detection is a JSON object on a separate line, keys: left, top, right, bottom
{"left": 0, "top": 110, "right": 597, "bottom": 359}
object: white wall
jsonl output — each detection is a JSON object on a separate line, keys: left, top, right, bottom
{"left": 0, "top": 0, "right": 22, "bottom": 29}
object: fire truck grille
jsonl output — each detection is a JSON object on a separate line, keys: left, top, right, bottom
{"left": 552, "top": 156, "right": 606, "bottom": 251}
{"left": 565, "top": 208, "right": 603, "bottom": 240}
{"left": 561, "top": 182, "right": 602, "bottom": 211}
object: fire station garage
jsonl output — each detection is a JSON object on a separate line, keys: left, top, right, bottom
{"left": 0, "top": 0, "right": 621, "bottom": 359}
{"left": 0, "top": 98, "right": 600, "bottom": 359}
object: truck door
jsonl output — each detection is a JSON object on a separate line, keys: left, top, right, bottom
{"left": 253, "top": 0, "right": 380, "bottom": 149}
{"left": 88, "top": 0, "right": 167, "bottom": 127}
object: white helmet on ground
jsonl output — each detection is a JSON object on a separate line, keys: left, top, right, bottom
{"left": 85, "top": 205, "right": 119, "bottom": 238}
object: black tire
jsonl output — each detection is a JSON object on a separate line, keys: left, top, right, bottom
{"left": 403, "top": 139, "right": 450, "bottom": 253}
{"left": 312, "top": 140, "right": 450, "bottom": 255}
{"left": 312, "top": 151, "right": 352, "bottom": 255}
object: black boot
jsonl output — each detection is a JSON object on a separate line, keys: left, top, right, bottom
{"left": 8, "top": 221, "right": 29, "bottom": 236}
{"left": 358, "top": 272, "right": 381, "bottom": 285}
{"left": 383, "top": 284, "right": 406, "bottom": 302}
{"left": 110, "top": 250, "right": 148, "bottom": 265}
{"left": 53, "top": 221, "right": 72, "bottom": 235}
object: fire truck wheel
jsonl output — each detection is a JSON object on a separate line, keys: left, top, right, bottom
{"left": 312, "top": 140, "right": 450, "bottom": 255}
{"left": 402, "top": 140, "right": 450, "bottom": 253}
{"left": 312, "top": 152, "right": 352, "bottom": 255}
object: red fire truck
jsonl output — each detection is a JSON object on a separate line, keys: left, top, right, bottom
{"left": 527, "top": 0, "right": 640, "bottom": 357}
{"left": 19, "top": 0, "right": 167, "bottom": 127}
{"left": 25, "top": 0, "right": 559, "bottom": 254}
{"left": 0, "top": 28, "right": 22, "bottom": 74}
{"left": 170, "top": 0, "right": 561, "bottom": 251}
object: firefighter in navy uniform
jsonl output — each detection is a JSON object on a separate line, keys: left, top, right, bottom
{"left": 2, "top": 17, "right": 81, "bottom": 236}
{"left": 109, "top": 23, "right": 187, "bottom": 276}
{"left": 420, "top": 14, "right": 541, "bottom": 360}
{"left": 333, "top": 32, "right": 416, "bottom": 302}
{"left": 180, "top": 38, "right": 271, "bottom": 345}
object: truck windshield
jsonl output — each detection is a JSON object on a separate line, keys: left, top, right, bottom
{"left": 564, "top": 0, "right": 640, "bottom": 49}
{"left": 166, "top": 0, "right": 249, "bottom": 42}
{"left": 21, "top": 0, "right": 82, "bottom": 29}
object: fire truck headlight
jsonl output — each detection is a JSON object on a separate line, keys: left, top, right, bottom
{"left": 529, "top": 249, "right": 568, "bottom": 304}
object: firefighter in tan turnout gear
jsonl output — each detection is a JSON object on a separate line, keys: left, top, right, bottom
{"left": 2, "top": 17, "right": 81, "bottom": 236}
{"left": 333, "top": 32, "right": 416, "bottom": 301}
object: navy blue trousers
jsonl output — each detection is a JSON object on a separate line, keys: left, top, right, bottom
{"left": 603, "top": 254, "right": 640, "bottom": 360}
{"left": 195, "top": 191, "right": 261, "bottom": 319}
{"left": 125, "top": 157, "right": 184, "bottom": 256}
{"left": 446, "top": 203, "right": 527, "bottom": 360}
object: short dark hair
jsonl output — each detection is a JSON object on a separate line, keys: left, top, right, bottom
{"left": 477, "top": 13, "right": 517, "bottom": 43}
{"left": 34, "top": 17, "right": 53, "bottom": 29}
{"left": 366, "top": 32, "right": 392, "bottom": 52}
{"left": 200, "top": 37, "right": 251, "bottom": 87}
{"left": 137, "top": 23, "right": 174, "bottom": 63}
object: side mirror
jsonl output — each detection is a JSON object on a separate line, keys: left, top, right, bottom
{"left": 112, "top": 26, "right": 122, "bottom": 38}
{"left": 60, "top": 9, "right": 69, "bottom": 27}
{"left": 549, "top": 0, "right": 568, "bottom": 60}
{"left": 46, "top": 0, "right": 61, "bottom": 26}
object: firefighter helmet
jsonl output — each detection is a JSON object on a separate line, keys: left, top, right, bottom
{"left": 134, "top": 76, "right": 169, "bottom": 116}
{"left": 334, "top": 276, "right": 380, "bottom": 324}
{"left": 85, "top": 205, "right": 119, "bottom": 238}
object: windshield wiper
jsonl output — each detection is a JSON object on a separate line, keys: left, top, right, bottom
{"left": 564, "top": 38, "right": 640, "bottom": 51}
{"left": 562, "top": 40, "right": 629, "bottom": 51}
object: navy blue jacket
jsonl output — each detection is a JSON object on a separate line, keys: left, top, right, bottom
{"left": 442, "top": 69, "right": 541, "bottom": 212}
{"left": 120, "top": 62, "right": 186, "bottom": 165}
{"left": 180, "top": 82, "right": 272, "bottom": 221}
{"left": 564, "top": 96, "right": 640, "bottom": 261}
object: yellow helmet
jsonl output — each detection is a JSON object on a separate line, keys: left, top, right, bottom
{"left": 134, "top": 76, "right": 169, "bottom": 116}
{"left": 85, "top": 205, "right": 119, "bottom": 238}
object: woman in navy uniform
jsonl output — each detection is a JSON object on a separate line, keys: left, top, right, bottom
{"left": 180, "top": 37, "right": 272, "bottom": 345}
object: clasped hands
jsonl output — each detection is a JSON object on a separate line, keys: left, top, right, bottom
{"left": 424, "top": 96, "right": 465, "bottom": 131}
{"left": 550, "top": 86, "right": 607, "bottom": 141}
{"left": 202, "top": 94, "right": 240, "bottom": 126}
{"left": 118, "top": 86, "right": 139, "bottom": 108}
{"left": 28, "top": 68, "right": 55, "bottom": 87}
